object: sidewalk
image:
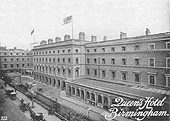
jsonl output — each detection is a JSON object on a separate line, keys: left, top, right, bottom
{"left": 9, "top": 85, "right": 61, "bottom": 121}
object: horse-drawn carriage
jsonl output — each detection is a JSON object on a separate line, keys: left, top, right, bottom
{"left": 19, "top": 99, "right": 30, "bottom": 112}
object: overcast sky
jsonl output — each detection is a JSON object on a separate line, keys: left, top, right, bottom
{"left": 0, "top": 0, "right": 169, "bottom": 49}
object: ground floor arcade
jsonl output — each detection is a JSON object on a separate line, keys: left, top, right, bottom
{"left": 33, "top": 72, "right": 66, "bottom": 90}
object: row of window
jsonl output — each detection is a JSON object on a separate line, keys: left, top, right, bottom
{"left": 86, "top": 68, "right": 170, "bottom": 87}
{"left": 1, "top": 52, "right": 30, "bottom": 56}
{"left": 86, "top": 58, "right": 170, "bottom": 67}
{"left": 86, "top": 42, "right": 170, "bottom": 53}
{"left": 34, "top": 57, "right": 79, "bottom": 64}
{"left": 34, "top": 49, "right": 79, "bottom": 55}
{"left": 34, "top": 66, "right": 80, "bottom": 77}
{"left": 3, "top": 58, "right": 31, "bottom": 61}
{"left": 3, "top": 63, "right": 32, "bottom": 68}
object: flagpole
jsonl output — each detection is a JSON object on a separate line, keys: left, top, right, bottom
{"left": 72, "top": 16, "right": 74, "bottom": 39}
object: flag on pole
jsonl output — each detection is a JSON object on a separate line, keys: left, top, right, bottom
{"left": 63, "top": 15, "right": 72, "bottom": 25}
{"left": 31, "top": 29, "right": 34, "bottom": 35}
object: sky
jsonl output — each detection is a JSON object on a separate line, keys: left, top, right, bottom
{"left": 0, "top": 0, "right": 169, "bottom": 50}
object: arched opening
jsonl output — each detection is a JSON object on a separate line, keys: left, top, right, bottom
{"left": 77, "top": 88, "right": 80, "bottom": 97}
{"left": 86, "top": 91, "right": 90, "bottom": 99}
{"left": 53, "top": 79, "right": 56, "bottom": 87}
{"left": 57, "top": 80, "right": 60, "bottom": 88}
{"left": 75, "top": 67, "right": 79, "bottom": 77}
{"left": 72, "top": 87, "right": 75, "bottom": 95}
{"left": 103, "top": 96, "right": 108, "bottom": 110}
{"left": 46, "top": 77, "right": 48, "bottom": 84}
{"left": 98, "top": 94, "right": 102, "bottom": 104}
{"left": 81, "top": 90, "right": 84, "bottom": 99}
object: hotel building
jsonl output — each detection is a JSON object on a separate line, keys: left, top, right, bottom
{"left": 33, "top": 30, "right": 170, "bottom": 112}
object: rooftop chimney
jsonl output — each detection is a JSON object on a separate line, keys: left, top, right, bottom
{"left": 14, "top": 47, "right": 17, "bottom": 49}
{"left": 64, "top": 34, "right": 71, "bottom": 41}
{"left": 40, "top": 40, "right": 47, "bottom": 45}
{"left": 103, "top": 36, "right": 107, "bottom": 41}
{"left": 48, "top": 39, "right": 53, "bottom": 44}
{"left": 91, "top": 36, "right": 97, "bottom": 42}
{"left": 145, "top": 28, "right": 151, "bottom": 36}
{"left": 55, "top": 37, "right": 61, "bottom": 42}
{"left": 120, "top": 32, "right": 127, "bottom": 39}
{"left": 79, "top": 32, "right": 85, "bottom": 40}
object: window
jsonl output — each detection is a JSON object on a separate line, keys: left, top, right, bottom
{"left": 102, "top": 48, "right": 105, "bottom": 52}
{"left": 58, "top": 50, "right": 60, "bottom": 53}
{"left": 46, "top": 51, "right": 47, "bottom": 54}
{"left": 22, "top": 58, "right": 24, "bottom": 61}
{"left": 58, "top": 58, "right": 60, "bottom": 63}
{"left": 135, "top": 73, "right": 140, "bottom": 82}
{"left": 16, "top": 53, "right": 18, "bottom": 55}
{"left": 49, "top": 58, "right": 51, "bottom": 62}
{"left": 134, "top": 45, "right": 140, "bottom": 50}
{"left": 75, "top": 49, "right": 78, "bottom": 53}
{"left": 22, "top": 64, "right": 24, "bottom": 67}
{"left": 148, "top": 75, "right": 156, "bottom": 85}
{"left": 27, "top": 58, "right": 29, "bottom": 61}
{"left": 28, "top": 63, "right": 30, "bottom": 66}
{"left": 22, "top": 53, "right": 24, "bottom": 55}
{"left": 111, "top": 47, "right": 115, "bottom": 52}
{"left": 68, "top": 69, "right": 71, "bottom": 76}
{"left": 4, "top": 53, "right": 6, "bottom": 55}
{"left": 94, "top": 49, "right": 97, "bottom": 52}
{"left": 87, "top": 58, "right": 90, "bottom": 63}
{"left": 11, "top": 58, "right": 13, "bottom": 61}
{"left": 86, "top": 69, "right": 90, "bottom": 75}
{"left": 63, "top": 50, "right": 65, "bottom": 53}
{"left": 46, "top": 58, "right": 48, "bottom": 62}
{"left": 102, "top": 70, "right": 106, "bottom": 77}
{"left": 49, "top": 51, "right": 51, "bottom": 54}
{"left": 53, "top": 51, "right": 55, "bottom": 53}
{"left": 94, "top": 58, "right": 97, "bottom": 64}
{"left": 122, "top": 46, "right": 126, "bottom": 51}
{"left": 166, "top": 76, "right": 170, "bottom": 87}
{"left": 111, "top": 71, "right": 115, "bottom": 79}
{"left": 102, "top": 58, "right": 105, "bottom": 64}
{"left": 166, "top": 58, "right": 170, "bottom": 67}
{"left": 68, "top": 58, "right": 71, "bottom": 63}
{"left": 4, "top": 58, "right": 6, "bottom": 61}
{"left": 86, "top": 91, "right": 90, "bottom": 99}
{"left": 10, "top": 53, "right": 12, "bottom": 55}
{"left": 135, "top": 58, "right": 140, "bottom": 65}
{"left": 72, "top": 87, "right": 75, "bottom": 95}
{"left": 122, "top": 72, "right": 127, "bottom": 80}
{"left": 94, "top": 69, "right": 97, "bottom": 76}
{"left": 111, "top": 58, "right": 115, "bottom": 65}
{"left": 75, "top": 58, "right": 79, "bottom": 64}
{"left": 148, "top": 43, "right": 155, "bottom": 50}
{"left": 166, "top": 42, "right": 170, "bottom": 49}
{"left": 122, "top": 58, "right": 126, "bottom": 65}
{"left": 3, "top": 64, "right": 7, "bottom": 68}
{"left": 53, "top": 58, "right": 55, "bottom": 63}
{"left": 149, "top": 58, "right": 155, "bottom": 67}
{"left": 16, "top": 64, "right": 19, "bottom": 67}
{"left": 87, "top": 49, "right": 89, "bottom": 53}
{"left": 10, "top": 64, "right": 13, "bottom": 68}
{"left": 68, "top": 49, "right": 70, "bottom": 53}
{"left": 63, "top": 58, "right": 65, "bottom": 63}
{"left": 77, "top": 89, "right": 80, "bottom": 97}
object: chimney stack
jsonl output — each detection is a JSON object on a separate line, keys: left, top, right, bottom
{"left": 120, "top": 32, "right": 127, "bottom": 39}
{"left": 64, "top": 34, "right": 71, "bottom": 41}
{"left": 40, "top": 40, "right": 47, "bottom": 45}
{"left": 48, "top": 39, "right": 53, "bottom": 44}
{"left": 55, "top": 37, "right": 61, "bottom": 42}
{"left": 79, "top": 32, "right": 85, "bottom": 40}
{"left": 103, "top": 36, "right": 107, "bottom": 41}
{"left": 14, "top": 47, "right": 17, "bottom": 49}
{"left": 145, "top": 28, "right": 151, "bottom": 36}
{"left": 91, "top": 36, "right": 97, "bottom": 42}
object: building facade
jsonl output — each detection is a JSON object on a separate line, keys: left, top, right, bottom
{"left": 0, "top": 47, "right": 33, "bottom": 75}
{"left": 65, "top": 31, "right": 170, "bottom": 112}
{"left": 32, "top": 30, "right": 170, "bottom": 116}
{"left": 32, "top": 33, "right": 88, "bottom": 90}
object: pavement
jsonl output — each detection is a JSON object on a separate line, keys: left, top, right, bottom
{"left": 0, "top": 89, "right": 30, "bottom": 121}
{"left": 7, "top": 85, "right": 61, "bottom": 121}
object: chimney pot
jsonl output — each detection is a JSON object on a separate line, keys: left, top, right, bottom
{"left": 55, "top": 37, "right": 61, "bottom": 42}
{"left": 64, "top": 34, "right": 71, "bottom": 41}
